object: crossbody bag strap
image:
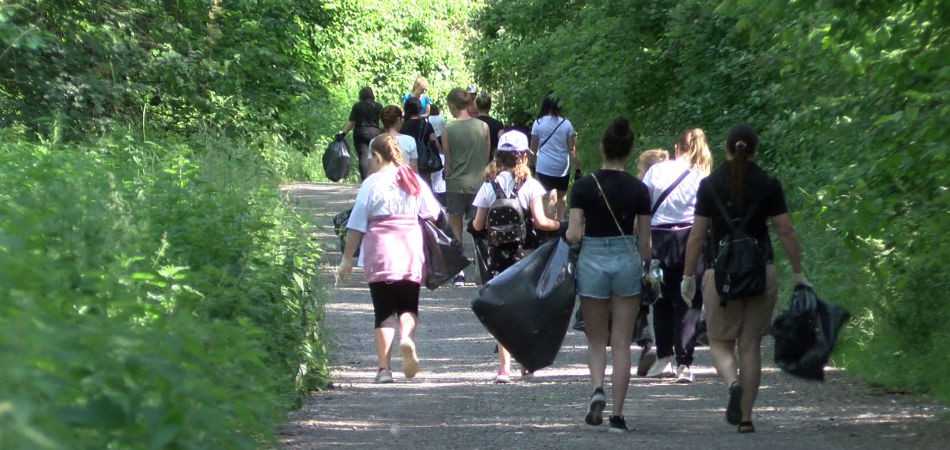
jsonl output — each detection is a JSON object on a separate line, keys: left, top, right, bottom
{"left": 651, "top": 169, "right": 691, "bottom": 215}
{"left": 591, "top": 173, "right": 639, "bottom": 258}
{"left": 534, "top": 118, "right": 566, "bottom": 155}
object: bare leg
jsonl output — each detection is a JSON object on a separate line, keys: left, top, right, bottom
{"left": 498, "top": 343, "right": 511, "bottom": 374}
{"left": 608, "top": 295, "right": 640, "bottom": 416}
{"left": 449, "top": 213, "right": 464, "bottom": 243}
{"left": 581, "top": 297, "right": 610, "bottom": 389}
{"left": 544, "top": 189, "right": 558, "bottom": 220}
{"left": 709, "top": 338, "right": 738, "bottom": 387}
{"left": 375, "top": 316, "right": 397, "bottom": 369}
{"left": 398, "top": 312, "right": 417, "bottom": 342}
{"left": 737, "top": 334, "right": 763, "bottom": 422}
{"left": 555, "top": 189, "right": 568, "bottom": 221}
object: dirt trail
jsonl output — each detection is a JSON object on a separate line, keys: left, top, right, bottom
{"left": 280, "top": 182, "right": 948, "bottom": 450}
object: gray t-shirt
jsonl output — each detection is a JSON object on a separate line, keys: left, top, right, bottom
{"left": 531, "top": 116, "right": 575, "bottom": 177}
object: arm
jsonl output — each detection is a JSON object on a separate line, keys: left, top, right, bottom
{"left": 341, "top": 121, "right": 355, "bottom": 135}
{"left": 637, "top": 214, "right": 652, "bottom": 262}
{"left": 473, "top": 207, "right": 488, "bottom": 231}
{"left": 530, "top": 197, "right": 560, "bottom": 231}
{"left": 567, "top": 134, "right": 578, "bottom": 168}
{"left": 482, "top": 122, "right": 491, "bottom": 160}
{"left": 529, "top": 134, "right": 539, "bottom": 156}
{"left": 409, "top": 159, "right": 418, "bottom": 173}
{"left": 771, "top": 213, "right": 804, "bottom": 274}
{"left": 683, "top": 216, "right": 710, "bottom": 277}
{"left": 442, "top": 128, "right": 452, "bottom": 177}
{"left": 422, "top": 103, "right": 431, "bottom": 119}
{"left": 338, "top": 229, "right": 365, "bottom": 280}
{"left": 565, "top": 208, "right": 584, "bottom": 244}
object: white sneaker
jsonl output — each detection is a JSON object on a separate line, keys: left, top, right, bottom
{"left": 646, "top": 357, "right": 674, "bottom": 378}
{"left": 374, "top": 368, "right": 393, "bottom": 384}
{"left": 676, "top": 365, "right": 694, "bottom": 384}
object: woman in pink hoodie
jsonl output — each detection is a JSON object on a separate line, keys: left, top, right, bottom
{"left": 339, "top": 136, "right": 442, "bottom": 383}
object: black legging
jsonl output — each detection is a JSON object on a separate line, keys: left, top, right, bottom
{"left": 653, "top": 261, "right": 705, "bottom": 367}
{"left": 353, "top": 127, "right": 381, "bottom": 181}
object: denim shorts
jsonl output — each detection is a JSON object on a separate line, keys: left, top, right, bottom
{"left": 577, "top": 236, "right": 642, "bottom": 299}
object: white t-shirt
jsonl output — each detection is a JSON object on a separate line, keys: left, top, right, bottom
{"left": 531, "top": 116, "right": 575, "bottom": 177}
{"left": 429, "top": 115, "right": 447, "bottom": 138}
{"left": 642, "top": 159, "right": 706, "bottom": 226}
{"left": 368, "top": 134, "right": 418, "bottom": 164}
{"left": 431, "top": 155, "right": 446, "bottom": 194}
{"left": 347, "top": 167, "right": 441, "bottom": 233}
{"left": 473, "top": 171, "right": 547, "bottom": 211}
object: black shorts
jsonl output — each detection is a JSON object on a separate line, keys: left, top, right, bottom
{"left": 536, "top": 172, "right": 570, "bottom": 192}
{"left": 368, "top": 280, "right": 421, "bottom": 328}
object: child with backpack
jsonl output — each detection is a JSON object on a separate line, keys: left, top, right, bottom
{"left": 468, "top": 130, "right": 563, "bottom": 383}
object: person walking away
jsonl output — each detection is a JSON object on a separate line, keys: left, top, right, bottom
{"left": 641, "top": 130, "right": 713, "bottom": 383}
{"left": 682, "top": 124, "right": 809, "bottom": 433}
{"left": 369, "top": 106, "right": 418, "bottom": 174}
{"left": 338, "top": 87, "right": 382, "bottom": 181}
{"left": 400, "top": 97, "right": 441, "bottom": 185}
{"left": 442, "top": 88, "right": 491, "bottom": 287}
{"left": 565, "top": 117, "right": 652, "bottom": 434}
{"left": 465, "top": 84, "right": 479, "bottom": 118}
{"left": 469, "top": 130, "right": 563, "bottom": 383}
{"left": 474, "top": 94, "right": 505, "bottom": 161}
{"left": 428, "top": 104, "right": 448, "bottom": 205}
{"left": 530, "top": 94, "right": 578, "bottom": 220}
{"left": 632, "top": 149, "right": 669, "bottom": 375}
{"left": 338, "top": 136, "right": 442, "bottom": 383}
{"left": 402, "top": 76, "right": 431, "bottom": 118}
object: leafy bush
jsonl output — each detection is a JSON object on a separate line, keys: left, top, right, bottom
{"left": 473, "top": 0, "right": 950, "bottom": 400}
{"left": 0, "top": 129, "right": 328, "bottom": 449}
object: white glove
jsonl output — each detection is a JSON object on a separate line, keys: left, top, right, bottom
{"left": 793, "top": 272, "right": 811, "bottom": 287}
{"left": 681, "top": 275, "right": 697, "bottom": 304}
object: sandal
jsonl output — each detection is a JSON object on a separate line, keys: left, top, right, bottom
{"left": 726, "top": 381, "right": 742, "bottom": 426}
{"left": 738, "top": 421, "right": 755, "bottom": 433}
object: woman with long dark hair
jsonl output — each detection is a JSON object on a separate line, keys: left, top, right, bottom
{"left": 338, "top": 87, "right": 383, "bottom": 181}
{"left": 530, "top": 94, "right": 578, "bottom": 220}
{"left": 682, "top": 124, "right": 809, "bottom": 433}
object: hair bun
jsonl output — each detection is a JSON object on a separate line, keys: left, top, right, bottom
{"left": 613, "top": 117, "right": 630, "bottom": 132}
{"left": 735, "top": 141, "right": 747, "bottom": 151}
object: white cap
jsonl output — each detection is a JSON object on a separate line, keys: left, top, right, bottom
{"left": 466, "top": 84, "right": 478, "bottom": 94}
{"left": 497, "top": 130, "right": 529, "bottom": 153}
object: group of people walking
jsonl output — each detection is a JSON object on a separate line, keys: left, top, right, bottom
{"left": 335, "top": 83, "right": 809, "bottom": 435}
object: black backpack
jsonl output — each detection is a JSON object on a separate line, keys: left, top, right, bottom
{"left": 487, "top": 180, "right": 526, "bottom": 246}
{"left": 710, "top": 188, "right": 768, "bottom": 306}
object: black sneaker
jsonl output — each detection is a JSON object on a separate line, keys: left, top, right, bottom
{"left": 608, "top": 415, "right": 627, "bottom": 434}
{"left": 584, "top": 388, "right": 606, "bottom": 426}
{"left": 454, "top": 273, "right": 465, "bottom": 287}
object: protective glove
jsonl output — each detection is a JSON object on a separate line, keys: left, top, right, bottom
{"left": 466, "top": 218, "right": 484, "bottom": 236}
{"left": 334, "top": 132, "right": 346, "bottom": 142}
{"left": 681, "top": 275, "right": 697, "bottom": 305}
{"left": 574, "top": 168, "right": 583, "bottom": 179}
{"left": 558, "top": 220, "right": 570, "bottom": 237}
{"left": 792, "top": 272, "right": 812, "bottom": 287}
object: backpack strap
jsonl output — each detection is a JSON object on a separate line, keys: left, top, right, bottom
{"left": 490, "top": 180, "right": 506, "bottom": 199}
{"left": 651, "top": 169, "right": 691, "bottom": 215}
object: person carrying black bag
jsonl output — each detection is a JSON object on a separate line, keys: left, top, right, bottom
{"left": 681, "top": 124, "right": 810, "bottom": 434}
{"left": 641, "top": 129, "right": 712, "bottom": 383}
{"left": 338, "top": 87, "right": 383, "bottom": 181}
{"left": 400, "top": 97, "right": 442, "bottom": 185}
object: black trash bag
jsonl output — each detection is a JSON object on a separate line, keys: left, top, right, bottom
{"left": 471, "top": 232, "right": 491, "bottom": 285}
{"left": 332, "top": 208, "right": 360, "bottom": 257}
{"left": 421, "top": 213, "right": 470, "bottom": 290}
{"left": 471, "top": 238, "right": 578, "bottom": 372}
{"left": 322, "top": 136, "right": 351, "bottom": 182}
{"left": 772, "top": 285, "right": 850, "bottom": 381}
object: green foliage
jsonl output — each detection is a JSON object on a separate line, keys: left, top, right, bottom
{"left": 0, "top": 129, "right": 328, "bottom": 449}
{"left": 474, "top": 0, "right": 950, "bottom": 400}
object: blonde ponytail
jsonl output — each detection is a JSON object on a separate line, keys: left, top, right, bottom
{"left": 676, "top": 128, "right": 712, "bottom": 176}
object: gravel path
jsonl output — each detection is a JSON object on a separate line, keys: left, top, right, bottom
{"left": 280, "top": 182, "right": 949, "bottom": 450}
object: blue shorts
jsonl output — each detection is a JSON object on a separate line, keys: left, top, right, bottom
{"left": 577, "top": 236, "right": 642, "bottom": 299}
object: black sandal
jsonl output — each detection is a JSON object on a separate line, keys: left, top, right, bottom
{"left": 726, "top": 381, "right": 742, "bottom": 425}
{"left": 738, "top": 421, "right": 755, "bottom": 433}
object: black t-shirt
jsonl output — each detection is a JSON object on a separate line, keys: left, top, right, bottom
{"left": 399, "top": 118, "right": 436, "bottom": 146}
{"left": 570, "top": 169, "right": 651, "bottom": 237}
{"left": 694, "top": 162, "right": 789, "bottom": 261}
{"left": 349, "top": 101, "right": 382, "bottom": 130}
{"left": 476, "top": 115, "right": 505, "bottom": 159}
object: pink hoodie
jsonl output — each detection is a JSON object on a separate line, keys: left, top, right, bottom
{"left": 362, "top": 215, "right": 424, "bottom": 284}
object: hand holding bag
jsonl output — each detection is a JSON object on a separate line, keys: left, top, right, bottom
{"left": 421, "top": 212, "right": 469, "bottom": 290}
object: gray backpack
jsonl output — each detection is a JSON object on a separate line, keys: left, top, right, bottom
{"left": 487, "top": 180, "right": 526, "bottom": 246}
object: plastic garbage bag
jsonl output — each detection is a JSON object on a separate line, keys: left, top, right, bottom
{"left": 332, "top": 208, "right": 360, "bottom": 257}
{"left": 641, "top": 259, "right": 664, "bottom": 306}
{"left": 772, "top": 285, "right": 850, "bottom": 381}
{"left": 471, "top": 238, "right": 578, "bottom": 372}
{"left": 322, "top": 136, "right": 351, "bottom": 182}
{"left": 471, "top": 233, "right": 491, "bottom": 285}
{"left": 421, "top": 213, "right": 470, "bottom": 290}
